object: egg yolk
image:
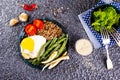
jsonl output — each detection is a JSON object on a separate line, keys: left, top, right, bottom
{"left": 20, "top": 37, "right": 34, "bottom": 52}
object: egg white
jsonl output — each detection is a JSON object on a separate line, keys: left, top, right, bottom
{"left": 21, "top": 35, "right": 46, "bottom": 59}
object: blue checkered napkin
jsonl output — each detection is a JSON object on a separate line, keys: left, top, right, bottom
{"left": 78, "top": 0, "right": 120, "bottom": 49}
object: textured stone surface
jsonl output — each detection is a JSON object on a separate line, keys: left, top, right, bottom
{"left": 0, "top": 0, "right": 120, "bottom": 80}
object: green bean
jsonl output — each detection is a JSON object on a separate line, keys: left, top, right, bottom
{"left": 57, "top": 33, "right": 65, "bottom": 41}
{"left": 30, "top": 59, "right": 37, "bottom": 65}
{"left": 43, "top": 44, "right": 61, "bottom": 61}
{"left": 37, "top": 40, "right": 52, "bottom": 59}
{"left": 47, "top": 37, "right": 57, "bottom": 49}
{"left": 37, "top": 44, "right": 45, "bottom": 59}
{"left": 40, "top": 38, "right": 66, "bottom": 61}
{"left": 55, "top": 34, "right": 68, "bottom": 58}
{"left": 41, "top": 43, "right": 58, "bottom": 58}
{"left": 53, "top": 44, "right": 61, "bottom": 51}
{"left": 57, "top": 34, "right": 65, "bottom": 42}
{"left": 56, "top": 37, "right": 66, "bottom": 44}
{"left": 28, "top": 59, "right": 34, "bottom": 63}
{"left": 29, "top": 34, "right": 68, "bottom": 65}
{"left": 44, "top": 40, "right": 52, "bottom": 47}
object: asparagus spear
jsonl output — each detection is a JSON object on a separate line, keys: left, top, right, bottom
{"left": 47, "top": 37, "right": 57, "bottom": 49}
{"left": 55, "top": 34, "right": 68, "bottom": 59}
{"left": 43, "top": 44, "right": 61, "bottom": 61}
{"left": 37, "top": 40, "right": 52, "bottom": 61}
{"left": 40, "top": 37, "right": 66, "bottom": 60}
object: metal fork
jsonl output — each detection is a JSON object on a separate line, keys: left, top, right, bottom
{"left": 108, "top": 27, "right": 120, "bottom": 47}
{"left": 101, "top": 28, "right": 113, "bottom": 70}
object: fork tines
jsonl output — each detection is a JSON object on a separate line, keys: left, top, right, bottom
{"left": 108, "top": 27, "right": 120, "bottom": 47}
{"left": 101, "top": 28, "right": 110, "bottom": 43}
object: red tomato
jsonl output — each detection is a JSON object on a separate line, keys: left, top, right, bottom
{"left": 33, "top": 19, "right": 44, "bottom": 30}
{"left": 25, "top": 24, "right": 37, "bottom": 36}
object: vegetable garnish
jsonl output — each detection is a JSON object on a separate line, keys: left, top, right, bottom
{"left": 21, "top": 3, "right": 38, "bottom": 11}
{"left": 42, "top": 51, "right": 69, "bottom": 71}
{"left": 41, "top": 51, "right": 58, "bottom": 64}
{"left": 92, "top": 6, "right": 120, "bottom": 32}
{"left": 33, "top": 19, "right": 44, "bottom": 30}
{"left": 25, "top": 24, "right": 37, "bottom": 36}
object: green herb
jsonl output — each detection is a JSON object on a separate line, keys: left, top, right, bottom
{"left": 92, "top": 6, "right": 120, "bottom": 32}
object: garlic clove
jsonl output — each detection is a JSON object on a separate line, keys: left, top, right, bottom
{"left": 10, "top": 18, "right": 19, "bottom": 26}
{"left": 19, "top": 13, "right": 29, "bottom": 22}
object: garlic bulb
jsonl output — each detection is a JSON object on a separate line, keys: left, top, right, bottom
{"left": 19, "top": 13, "right": 28, "bottom": 22}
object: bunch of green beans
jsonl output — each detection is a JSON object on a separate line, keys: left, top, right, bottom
{"left": 28, "top": 34, "right": 68, "bottom": 65}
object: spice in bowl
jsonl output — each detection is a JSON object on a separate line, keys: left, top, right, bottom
{"left": 75, "top": 39, "right": 93, "bottom": 56}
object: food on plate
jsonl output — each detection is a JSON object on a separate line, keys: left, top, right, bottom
{"left": 33, "top": 19, "right": 44, "bottom": 30}
{"left": 34, "top": 34, "right": 68, "bottom": 64}
{"left": 37, "top": 20, "right": 62, "bottom": 40}
{"left": 20, "top": 19, "right": 69, "bottom": 70}
{"left": 75, "top": 39, "right": 93, "bottom": 56}
{"left": 92, "top": 6, "right": 120, "bottom": 32}
{"left": 20, "top": 35, "right": 46, "bottom": 59}
{"left": 25, "top": 24, "right": 37, "bottom": 36}
{"left": 24, "top": 20, "right": 62, "bottom": 40}
{"left": 41, "top": 51, "right": 58, "bottom": 64}
{"left": 19, "top": 13, "right": 29, "bottom": 22}
{"left": 42, "top": 51, "right": 69, "bottom": 71}
{"left": 48, "top": 54, "right": 69, "bottom": 69}
{"left": 9, "top": 18, "right": 19, "bottom": 26}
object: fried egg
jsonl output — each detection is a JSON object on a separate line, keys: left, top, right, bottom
{"left": 20, "top": 35, "right": 46, "bottom": 59}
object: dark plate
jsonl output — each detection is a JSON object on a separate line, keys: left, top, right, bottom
{"left": 18, "top": 17, "right": 68, "bottom": 70}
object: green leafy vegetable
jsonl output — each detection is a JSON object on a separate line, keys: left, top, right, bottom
{"left": 92, "top": 6, "right": 120, "bottom": 32}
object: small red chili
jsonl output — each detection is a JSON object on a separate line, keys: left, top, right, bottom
{"left": 30, "top": 3, "right": 38, "bottom": 9}
{"left": 25, "top": 24, "right": 37, "bottom": 36}
{"left": 22, "top": 3, "right": 38, "bottom": 11}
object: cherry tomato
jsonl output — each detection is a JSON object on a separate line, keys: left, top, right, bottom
{"left": 33, "top": 19, "right": 44, "bottom": 30}
{"left": 25, "top": 24, "right": 37, "bottom": 36}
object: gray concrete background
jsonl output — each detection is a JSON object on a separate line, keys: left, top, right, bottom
{"left": 0, "top": 0, "right": 120, "bottom": 80}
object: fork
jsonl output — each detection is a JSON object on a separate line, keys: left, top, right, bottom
{"left": 108, "top": 27, "right": 120, "bottom": 47}
{"left": 101, "top": 28, "right": 113, "bottom": 70}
